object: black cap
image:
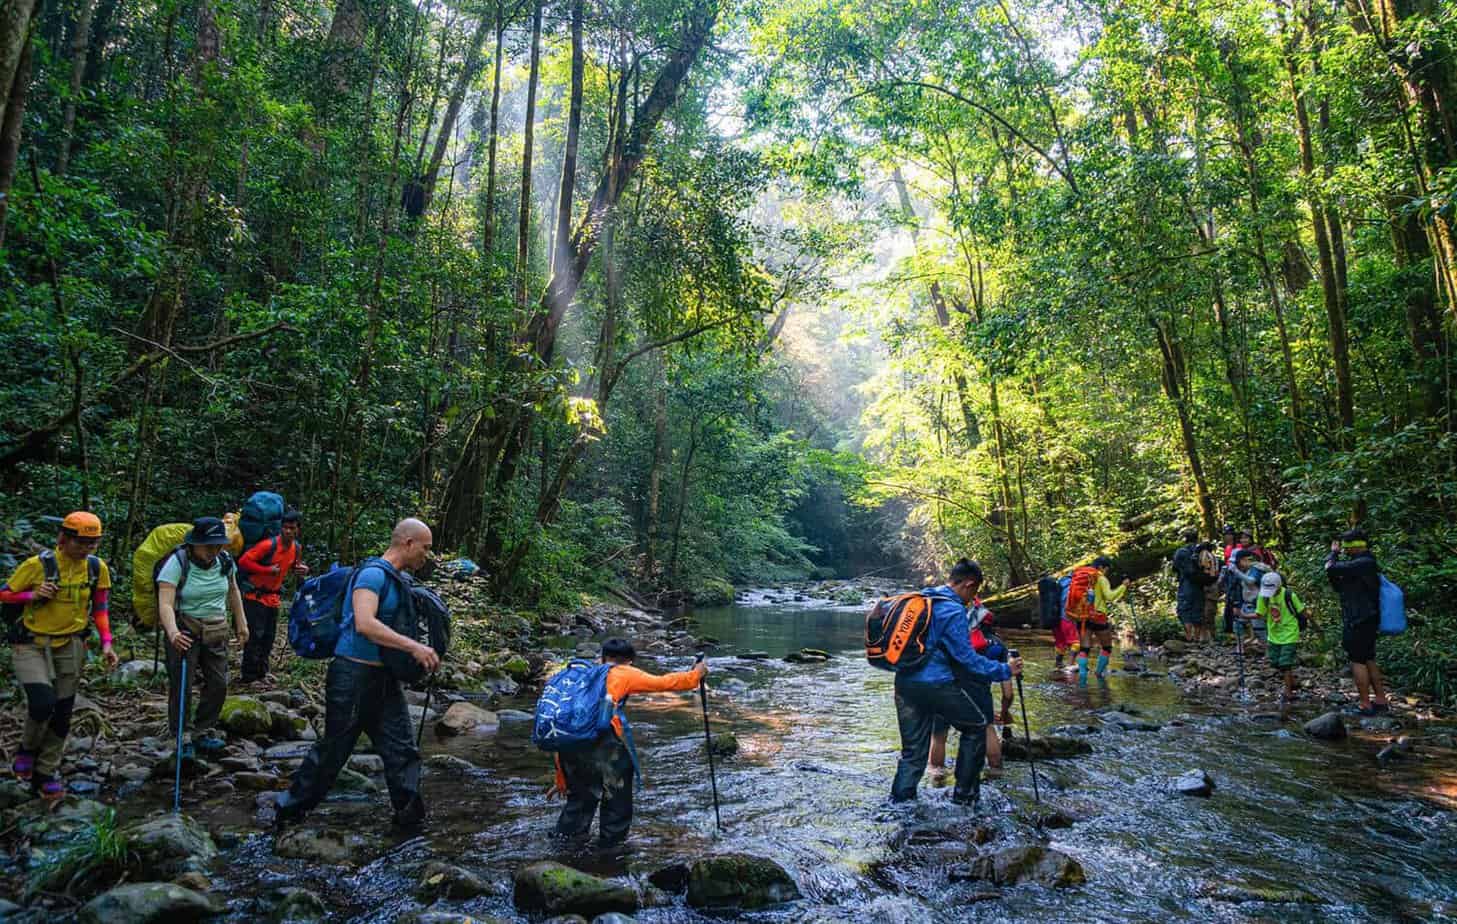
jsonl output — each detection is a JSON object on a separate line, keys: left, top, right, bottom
{"left": 283, "top": 508, "right": 302, "bottom": 525}
{"left": 1092, "top": 556, "right": 1113, "bottom": 569}
{"left": 601, "top": 638, "right": 636, "bottom": 661}
{"left": 184, "top": 516, "right": 229, "bottom": 546}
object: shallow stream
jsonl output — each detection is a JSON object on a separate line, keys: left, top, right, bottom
{"left": 201, "top": 595, "right": 1457, "bottom": 922}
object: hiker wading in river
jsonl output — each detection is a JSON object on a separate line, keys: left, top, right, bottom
{"left": 274, "top": 519, "right": 439, "bottom": 828}
{"left": 551, "top": 638, "right": 708, "bottom": 847}
{"left": 1325, "top": 529, "right": 1389, "bottom": 716}
{"left": 890, "top": 559, "right": 1020, "bottom": 807}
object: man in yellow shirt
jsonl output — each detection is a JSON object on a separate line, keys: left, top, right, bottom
{"left": 1, "top": 512, "right": 118, "bottom": 800}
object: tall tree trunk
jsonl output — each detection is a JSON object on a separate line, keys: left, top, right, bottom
{"left": 514, "top": 0, "right": 541, "bottom": 309}
{"left": 553, "top": 0, "right": 583, "bottom": 273}
{"left": 1153, "top": 318, "right": 1217, "bottom": 535}
{"left": 55, "top": 0, "right": 99, "bottom": 176}
{"left": 643, "top": 369, "right": 666, "bottom": 585}
{"left": 418, "top": 10, "right": 493, "bottom": 213}
{"left": 1284, "top": 40, "right": 1355, "bottom": 444}
{"left": 0, "top": 32, "right": 32, "bottom": 248}
{"left": 325, "top": 0, "right": 369, "bottom": 96}
{"left": 481, "top": 1, "right": 503, "bottom": 255}
{"left": 667, "top": 421, "right": 699, "bottom": 587}
{"left": 0, "top": 0, "right": 39, "bottom": 129}
{"left": 1392, "top": 203, "right": 1448, "bottom": 417}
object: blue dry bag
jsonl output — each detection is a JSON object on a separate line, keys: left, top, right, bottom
{"left": 288, "top": 564, "right": 356, "bottom": 659}
{"left": 1378, "top": 576, "right": 1406, "bottom": 636}
{"left": 532, "top": 660, "right": 617, "bottom": 751}
{"left": 241, "top": 491, "right": 285, "bottom": 545}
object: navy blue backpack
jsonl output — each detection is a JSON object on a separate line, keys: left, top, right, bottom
{"left": 288, "top": 564, "right": 358, "bottom": 659}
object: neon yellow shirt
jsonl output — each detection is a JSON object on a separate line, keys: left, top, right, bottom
{"left": 5, "top": 550, "right": 112, "bottom": 644}
{"left": 1256, "top": 588, "right": 1303, "bottom": 646}
{"left": 1093, "top": 573, "right": 1127, "bottom": 614}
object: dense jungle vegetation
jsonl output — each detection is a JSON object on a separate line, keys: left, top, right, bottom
{"left": 1, "top": 0, "right": 1453, "bottom": 695}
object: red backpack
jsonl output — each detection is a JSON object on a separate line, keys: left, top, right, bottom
{"left": 1065, "top": 566, "right": 1100, "bottom": 619}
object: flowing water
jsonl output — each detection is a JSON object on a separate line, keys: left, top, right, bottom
{"left": 203, "top": 596, "right": 1457, "bottom": 922}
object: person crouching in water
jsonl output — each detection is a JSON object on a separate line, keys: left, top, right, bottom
{"left": 926, "top": 600, "right": 1014, "bottom": 783}
{"left": 553, "top": 638, "right": 708, "bottom": 847}
{"left": 0, "top": 512, "right": 118, "bottom": 800}
{"left": 891, "top": 559, "right": 1021, "bottom": 807}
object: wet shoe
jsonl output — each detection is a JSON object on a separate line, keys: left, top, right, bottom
{"left": 33, "top": 776, "right": 65, "bottom": 803}
{"left": 1371, "top": 701, "right": 1391, "bottom": 714}
{"left": 179, "top": 742, "right": 197, "bottom": 762}
{"left": 11, "top": 750, "right": 34, "bottom": 781}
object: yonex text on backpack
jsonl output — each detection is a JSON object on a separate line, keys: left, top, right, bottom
{"left": 865, "top": 593, "right": 936, "bottom": 672}
{"left": 532, "top": 660, "right": 618, "bottom": 750}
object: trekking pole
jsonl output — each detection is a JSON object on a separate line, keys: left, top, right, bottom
{"left": 151, "top": 622, "right": 162, "bottom": 688}
{"left": 695, "top": 652, "right": 723, "bottom": 831}
{"left": 415, "top": 678, "right": 433, "bottom": 750}
{"left": 173, "top": 647, "right": 189, "bottom": 813}
{"left": 1233, "top": 618, "right": 1248, "bottom": 702}
{"left": 1009, "top": 649, "right": 1040, "bottom": 804}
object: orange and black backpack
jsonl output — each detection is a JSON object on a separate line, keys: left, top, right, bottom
{"left": 865, "top": 593, "right": 937, "bottom": 672}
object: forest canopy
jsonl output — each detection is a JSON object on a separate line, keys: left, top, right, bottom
{"left": 1, "top": 0, "right": 1453, "bottom": 692}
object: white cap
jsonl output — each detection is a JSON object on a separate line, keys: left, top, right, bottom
{"left": 1259, "top": 571, "right": 1283, "bottom": 598}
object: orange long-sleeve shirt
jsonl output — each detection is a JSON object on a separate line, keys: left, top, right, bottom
{"left": 552, "top": 662, "right": 705, "bottom": 793}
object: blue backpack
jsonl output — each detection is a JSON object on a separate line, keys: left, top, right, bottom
{"left": 1378, "top": 576, "right": 1406, "bottom": 636}
{"left": 288, "top": 564, "right": 361, "bottom": 659}
{"left": 240, "top": 491, "right": 285, "bottom": 546}
{"left": 532, "top": 660, "right": 617, "bottom": 750}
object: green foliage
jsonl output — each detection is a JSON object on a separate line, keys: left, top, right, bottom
{"left": 26, "top": 807, "right": 130, "bottom": 899}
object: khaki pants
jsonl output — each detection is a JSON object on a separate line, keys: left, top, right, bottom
{"left": 13, "top": 636, "right": 85, "bottom": 778}
{"left": 165, "top": 615, "right": 231, "bottom": 741}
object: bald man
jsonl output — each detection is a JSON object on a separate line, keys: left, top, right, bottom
{"left": 274, "top": 519, "right": 440, "bottom": 829}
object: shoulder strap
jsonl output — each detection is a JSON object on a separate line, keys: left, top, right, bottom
{"left": 39, "top": 550, "right": 59, "bottom": 584}
{"left": 86, "top": 555, "right": 100, "bottom": 590}
{"left": 219, "top": 551, "right": 235, "bottom": 578}
{"left": 173, "top": 547, "right": 192, "bottom": 596}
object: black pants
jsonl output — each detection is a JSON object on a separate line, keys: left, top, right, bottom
{"left": 892, "top": 675, "right": 990, "bottom": 805}
{"left": 555, "top": 734, "right": 636, "bottom": 846}
{"left": 241, "top": 598, "right": 278, "bottom": 682}
{"left": 276, "top": 658, "right": 423, "bottom": 825}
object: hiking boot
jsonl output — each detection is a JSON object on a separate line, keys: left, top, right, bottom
{"left": 391, "top": 796, "right": 427, "bottom": 830}
{"left": 33, "top": 776, "right": 64, "bottom": 803}
{"left": 195, "top": 736, "right": 227, "bottom": 757}
{"left": 11, "top": 750, "right": 34, "bottom": 781}
{"left": 179, "top": 742, "right": 197, "bottom": 762}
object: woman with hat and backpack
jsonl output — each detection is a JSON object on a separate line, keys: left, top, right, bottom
{"left": 157, "top": 517, "right": 249, "bottom": 760}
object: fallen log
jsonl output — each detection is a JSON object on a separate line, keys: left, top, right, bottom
{"left": 983, "top": 540, "right": 1179, "bottom": 628}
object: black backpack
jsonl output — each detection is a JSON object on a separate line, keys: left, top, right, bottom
{"left": 376, "top": 569, "right": 451, "bottom": 684}
{"left": 3, "top": 551, "right": 101, "bottom": 644}
{"left": 1037, "top": 575, "right": 1063, "bottom": 629}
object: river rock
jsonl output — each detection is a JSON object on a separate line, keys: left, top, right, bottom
{"left": 1001, "top": 736, "right": 1093, "bottom": 761}
{"left": 1304, "top": 712, "right": 1347, "bottom": 741}
{"left": 79, "top": 882, "right": 218, "bottom": 924}
{"left": 400, "top": 914, "right": 511, "bottom": 924}
{"left": 266, "top": 702, "right": 306, "bottom": 740}
{"left": 117, "top": 659, "right": 161, "bottom": 683}
{"left": 499, "top": 709, "right": 535, "bottom": 724}
{"left": 416, "top": 860, "right": 493, "bottom": 900}
{"left": 648, "top": 863, "right": 690, "bottom": 894}
{"left": 1377, "top": 736, "right": 1412, "bottom": 763}
{"left": 264, "top": 741, "right": 314, "bottom": 762}
{"left": 1162, "top": 639, "right": 1188, "bottom": 656}
{"left": 435, "top": 702, "right": 499, "bottom": 737}
{"left": 1173, "top": 769, "right": 1215, "bottom": 798}
{"left": 275, "top": 826, "right": 376, "bottom": 865}
{"left": 335, "top": 767, "right": 379, "bottom": 793}
{"left": 122, "top": 813, "right": 218, "bottom": 879}
{"left": 685, "top": 853, "right": 801, "bottom": 910}
{"left": 262, "top": 886, "right": 327, "bottom": 922}
{"left": 539, "top": 918, "right": 588, "bottom": 924}
{"left": 1360, "top": 717, "right": 1402, "bottom": 732}
{"left": 951, "top": 845, "right": 1085, "bottom": 888}
{"left": 349, "top": 754, "right": 385, "bottom": 774}
{"left": 738, "top": 651, "right": 771, "bottom": 660}
{"left": 1204, "top": 880, "right": 1318, "bottom": 904}
{"left": 591, "top": 915, "right": 637, "bottom": 924}
{"left": 424, "top": 753, "right": 480, "bottom": 774}
{"left": 512, "top": 861, "right": 638, "bottom": 916}
{"left": 708, "top": 732, "right": 739, "bottom": 758}
{"left": 219, "top": 696, "right": 274, "bottom": 737}
{"left": 234, "top": 771, "right": 285, "bottom": 791}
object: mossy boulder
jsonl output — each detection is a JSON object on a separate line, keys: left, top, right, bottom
{"left": 78, "top": 882, "right": 219, "bottom": 923}
{"left": 952, "top": 845, "right": 1085, "bottom": 888}
{"left": 219, "top": 697, "right": 274, "bottom": 737}
{"left": 501, "top": 655, "right": 533, "bottom": 680}
{"left": 122, "top": 813, "right": 218, "bottom": 879}
{"left": 691, "top": 579, "right": 735, "bottom": 607}
{"left": 686, "top": 853, "right": 801, "bottom": 910}
{"left": 512, "top": 861, "right": 638, "bottom": 917}
{"left": 1001, "top": 736, "right": 1093, "bottom": 761}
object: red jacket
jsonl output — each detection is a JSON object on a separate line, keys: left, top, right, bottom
{"left": 237, "top": 537, "right": 300, "bottom": 607}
